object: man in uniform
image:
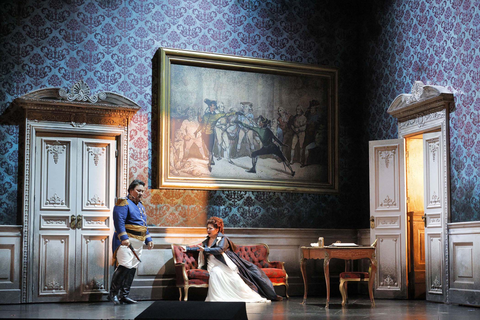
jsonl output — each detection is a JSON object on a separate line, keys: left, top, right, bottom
{"left": 235, "top": 116, "right": 295, "bottom": 177}
{"left": 194, "top": 99, "right": 236, "bottom": 172}
{"left": 290, "top": 105, "right": 307, "bottom": 164}
{"left": 109, "top": 179, "right": 154, "bottom": 305}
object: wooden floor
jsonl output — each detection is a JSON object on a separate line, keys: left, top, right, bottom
{"left": 1, "top": 296, "right": 479, "bottom": 319}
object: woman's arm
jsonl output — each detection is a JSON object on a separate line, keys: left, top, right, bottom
{"left": 203, "top": 236, "right": 230, "bottom": 255}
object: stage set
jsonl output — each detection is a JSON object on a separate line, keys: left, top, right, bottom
{"left": 2, "top": 1, "right": 480, "bottom": 319}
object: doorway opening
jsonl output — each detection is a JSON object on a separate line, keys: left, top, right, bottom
{"left": 405, "top": 129, "right": 440, "bottom": 300}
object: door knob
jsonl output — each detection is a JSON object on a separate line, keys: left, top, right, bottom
{"left": 70, "top": 215, "right": 77, "bottom": 229}
{"left": 370, "top": 216, "right": 375, "bottom": 229}
{"left": 76, "top": 215, "right": 83, "bottom": 229}
{"left": 422, "top": 214, "right": 427, "bottom": 228}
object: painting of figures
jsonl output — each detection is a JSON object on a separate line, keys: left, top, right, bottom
{"left": 155, "top": 48, "right": 338, "bottom": 193}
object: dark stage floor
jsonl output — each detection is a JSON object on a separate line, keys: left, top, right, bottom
{"left": 0, "top": 296, "right": 479, "bottom": 319}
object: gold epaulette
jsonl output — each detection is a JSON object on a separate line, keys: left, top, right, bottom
{"left": 116, "top": 198, "right": 129, "bottom": 206}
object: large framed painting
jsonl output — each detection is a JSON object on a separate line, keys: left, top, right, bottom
{"left": 154, "top": 48, "right": 338, "bottom": 193}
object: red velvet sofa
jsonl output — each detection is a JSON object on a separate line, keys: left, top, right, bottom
{"left": 171, "top": 243, "right": 289, "bottom": 301}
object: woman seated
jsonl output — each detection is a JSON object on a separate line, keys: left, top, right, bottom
{"left": 182, "top": 217, "right": 282, "bottom": 303}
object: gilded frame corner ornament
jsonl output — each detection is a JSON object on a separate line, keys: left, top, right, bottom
{"left": 155, "top": 48, "right": 338, "bottom": 193}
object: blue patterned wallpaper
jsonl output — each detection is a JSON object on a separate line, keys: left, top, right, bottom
{"left": 362, "top": 0, "right": 480, "bottom": 222}
{"left": 0, "top": 0, "right": 370, "bottom": 228}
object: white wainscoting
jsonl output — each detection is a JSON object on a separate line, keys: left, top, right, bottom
{"left": 448, "top": 221, "right": 480, "bottom": 306}
{"left": 132, "top": 227, "right": 365, "bottom": 300}
{"left": 0, "top": 226, "right": 22, "bottom": 304}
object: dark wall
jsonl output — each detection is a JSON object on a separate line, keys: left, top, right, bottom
{"left": 362, "top": 0, "right": 480, "bottom": 222}
{"left": 0, "top": 0, "right": 369, "bottom": 228}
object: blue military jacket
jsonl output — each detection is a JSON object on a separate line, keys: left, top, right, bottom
{"left": 112, "top": 197, "right": 152, "bottom": 253}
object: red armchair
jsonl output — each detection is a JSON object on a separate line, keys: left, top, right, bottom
{"left": 171, "top": 243, "right": 289, "bottom": 301}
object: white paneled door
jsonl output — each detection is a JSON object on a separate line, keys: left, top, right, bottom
{"left": 423, "top": 132, "right": 445, "bottom": 302}
{"left": 369, "top": 139, "right": 407, "bottom": 299}
{"left": 32, "top": 135, "right": 116, "bottom": 302}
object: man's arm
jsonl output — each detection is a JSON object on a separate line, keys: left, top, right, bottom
{"left": 113, "top": 199, "right": 129, "bottom": 243}
{"left": 234, "top": 120, "right": 258, "bottom": 133}
{"left": 272, "top": 133, "right": 286, "bottom": 146}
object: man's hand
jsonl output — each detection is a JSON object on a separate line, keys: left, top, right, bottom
{"left": 121, "top": 239, "right": 130, "bottom": 246}
{"left": 147, "top": 241, "right": 154, "bottom": 250}
{"left": 198, "top": 246, "right": 205, "bottom": 252}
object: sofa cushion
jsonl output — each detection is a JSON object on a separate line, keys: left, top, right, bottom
{"left": 187, "top": 278, "right": 209, "bottom": 285}
{"left": 235, "top": 245, "right": 270, "bottom": 268}
{"left": 261, "top": 268, "right": 286, "bottom": 279}
{"left": 269, "top": 277, "right": 287, "bottom": 285}
{"left": 187, "top": 268, "right": 210, "bottom": 280}
{"left": 340, "top": 272, "right": 369, "bottom": 279}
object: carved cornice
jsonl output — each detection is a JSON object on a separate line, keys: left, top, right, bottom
{"left": 13, "top": 81, "right": 141, "bottom": 126}
{"left": 387, "top": 81, "right": 454, "bottom": 122}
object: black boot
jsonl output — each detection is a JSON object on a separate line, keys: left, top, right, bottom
{"left": 246, "top": 157, "right": 257, "bottom": 173}
{"left": 119, "top": 268, "right": 138, "bottom": 304}
{"left": 109, "top": 266, "right": 128, "bottom": 305}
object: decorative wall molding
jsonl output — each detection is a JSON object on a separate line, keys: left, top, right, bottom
{"left": 392, "top": 81, "right": 453, "bottom": 303}
{"left": 0, "top": 226, "right": 22, "bottom": 304}
{"left": 59, "top": 80, "right": 107, "bottom": 103}
{"left": 14, "top": 85, "right": 140, "bottom": 303}
{"left": 448, "top": 222, "right": 480, "bottom": 305}
{"left": 388, "top": 81, "right": 454, "bottom": 122}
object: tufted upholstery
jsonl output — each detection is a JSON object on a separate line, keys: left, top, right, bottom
{"left": 173, "top": 245, "right": 199, "bottom": 270}
{"left": 234, "top": 244, "right": 270, "bottom": 268}
{"left": 171, "top": 243, "right": 289, "bottom": 301}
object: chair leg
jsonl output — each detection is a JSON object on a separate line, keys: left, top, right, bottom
{"left": 345, "top": 282, "right": 349, "bottom": 304}
{"left": 285, "top": 283, "right": 289, "bottom": 299}
{"left": 184, "top": 286, "right": 189, "bottom": 301}
{"left": 339, "top": 279, "right": 347, "bottom": 306}
{"left": 178, "top": 287, "right": 182, "bottom": 301}
{"left": 368, "top": 280, "right": 375, "bottom": 307}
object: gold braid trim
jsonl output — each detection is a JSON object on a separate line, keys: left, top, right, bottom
{"left": 125, "top": 224, "right": 147, "bottom": 232}
{"left": 127, "top": 233, "right": 146, "bottom": 242}
{"left": 116, "top": 198, "right": 129, "bottom": 206}
{"left": 125, "top": 224, "right": 147, "bottom": 242}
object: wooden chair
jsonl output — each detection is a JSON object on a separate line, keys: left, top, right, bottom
{"left": 339, "top": 239, "right": 377, "bottom": 306}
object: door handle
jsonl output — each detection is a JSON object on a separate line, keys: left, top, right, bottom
{"left": 70, "top": 215, "right": 77, "bottom": 229}
{"left": 422, "top": 214, "right": 427, "bottom": 228}
{"left": 76, "top": 214, "right": 83, "bottom": 229}
{"left": 370, "top": 216, "right": 375, "bottom": 229}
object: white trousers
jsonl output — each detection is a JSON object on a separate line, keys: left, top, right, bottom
{"left": 116, "top": 238, "right": 143, "bottom": 269}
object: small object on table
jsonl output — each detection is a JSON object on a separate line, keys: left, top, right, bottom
{"left": 318, "top": 237, "right": 324, "bottom": 248}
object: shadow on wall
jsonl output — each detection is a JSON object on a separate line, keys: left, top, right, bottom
{"left": 0, "top": 102, "right": 24, "bottom": 225}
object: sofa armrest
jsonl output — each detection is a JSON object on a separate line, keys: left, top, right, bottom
{"left": 174, "top": 263, "right": 188, "bottom": 286}
{"left": 268, "top": 261, "right": 285, "bottom": 270}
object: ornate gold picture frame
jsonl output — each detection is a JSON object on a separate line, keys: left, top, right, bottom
{"left": 155, "top": 48, "right": 338, "bottom": 193}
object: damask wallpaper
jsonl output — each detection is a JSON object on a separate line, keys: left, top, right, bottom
{"left": 362, "top": 0, "right": 480, "bottom": 222}
{"left": 4, "top": 0, "right": 478, "bottom": 228}
{"left": 0, "top": 0, "right": 369, "bottom": 228}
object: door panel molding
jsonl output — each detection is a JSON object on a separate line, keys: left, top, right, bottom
{"left": 38, "top": 234, "right": 71, "bottom": 297}
{"left": 423, "top": 131, "right": 445, "bottom": 302}
{"left": 40, "top": 139, "right": 72, "bottom": 211}
{"left": 376, "top": 234, "right": 402, "bottom": 292}
{"left": 369, "top": 139, "right": 407, "bottom": 299}
{"left": 81, "top": 234, "right": 110, "bottom": 295}
{"left": 83, "top": 141, "right": 112, "bottom": 211}
{"left": 25, "top": 123, "right": 125, "bottom": 303}
{"left": 17, "top": 85, "right": 140, "bottom": 303}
